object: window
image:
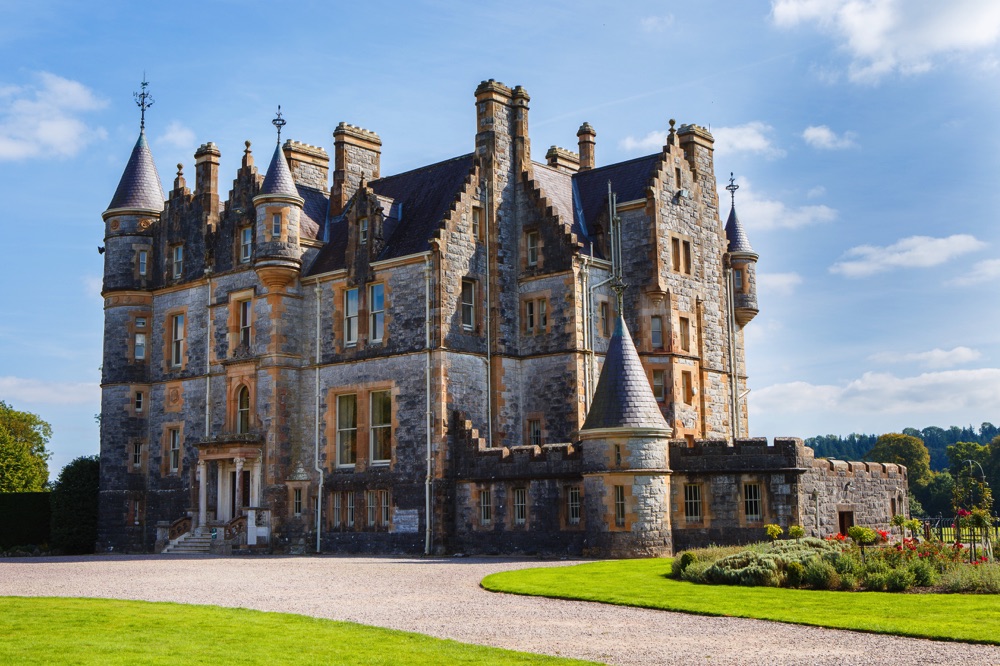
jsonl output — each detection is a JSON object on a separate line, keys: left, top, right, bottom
{"left": 370, "top": 390, "right": 392, "bottom": 465}
{"left": 461, "top": 279, "right": 475, "bottom": 331}
{"left": 346, "top": 492, "right": 355, "bottom": 527}
{"left": 733, "top": 268, "right": 743, "bottom": 291}
{"left": 379, "top": 489, "right": 390, "bottom": 526}
{"left": 171, "top": 314, "right": 185, "bottom": 367}
{"left": 671, "top": 237, "right": 691, "bottom": 275}
{"left": 369, "top": 284, "right": 384, "bottom": 343}
{"left": 599, "top": 301, "right": 610, "bottom": 337}
{"left": 684, "top": 484, "right": 703, "bottom": 523}
{"left": 272, "top": 213, "right": 282, "bottom": 237}
{"left": 134, "top": 333, "right": 146, "bottom": 360}
{"left": 138, "top": 250, "right": 147, "bottom": 276}
{"left": 652, "top": 370, "right": 665, "bottom": 402}
{"left": 239, "top": 300, "right": 252, "bottom": 348}
{"left": 132, "top": 441, "right": 142, "bottom": 469}
{"left": 567, "top": 486, "right": 581, "bottom": 526}
{"left": 650, "top": 316, "right": 663, "bottom": 349}
{"left": 293, "top": 488, "right": 303, "bottom": 516}
{"left": 682, "top": 371, "right": 694, "bottom": 405}
{"left": 134, "top": 391, "right": 144, "bottom": 413}
{"left": 614, "top": 444, "right": 622, "bottom": 467}
{"left": 168, "top": 428, "right": 180, "bottom": 473}
{"left": 525, "top": 300, "right": 535, "bottom": 333}
{"left": 472, "top": 206, "right": 482, "bottom": 239}
{"left": 479, "top": 488, "right": 492, "bottom": 525}
{"left": 240, "top": 227, "right": 252, "bottom": 263}
{"left": 679, "top": 317, "right": 691, "bottom": 353}
{"left": 526, "top": 231, "right": 539, "bottom": 266}
{"left": 614, "top": 485, "right": 626, "bottom": 528}
{"left": 744, "top": 483, "right": 762, "bottom": 522}
{"left": 539, "top": 299, "right": 547, "bottom": 329}
{"left": 675, "top": 167, "right": 682, "bottom": 187}
{"left": 333, "top": 493, "right": 342, "bottom": 527}
{"left": 359, "top": 217, "right": 368, "bottom": 245}
{"left": 337, "top": 394, "right": 357, "bottom": 466}
{"left": 366, "top": 490, "right": 377, "bottom": 527}
{"left": 527, "top": 419, "right": 542, "bottom": 446}
{"left": 344, "top": 288, "right": 358, "bottom": 345}
{"left": 683, "top": 240, "right": 692, "bottom": 274}
{"left": 237, "top": 386, "right": 250, "bottom": 434}
{"left": 172, "top": 245, "right": 183, "bottom": 279}
{"left": 513, "top": 487, "right": 527, "bottom": 526}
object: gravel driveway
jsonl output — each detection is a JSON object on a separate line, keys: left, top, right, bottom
{"left": 1, "top": 554, "right": 998, "bottom": 665}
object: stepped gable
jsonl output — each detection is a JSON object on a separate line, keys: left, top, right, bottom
{"left": 260, "top": 142, "right": 299, "bottom": 198}
{"left": 307, "top": 153, "right": 475, "bottom": 275}
{"left": 571, "top": 153, "right": 661, "bottom": 252}
{"left": 582, "top": 315, "right": 671, "bottom": 432}
{"left": 724, "top": 205, "right": 755, "bottom": 255}
{"left": 107, "top": 130, "right": 165, "bottom": 212}
{"left": 531, "top": 163, "right": 575, "bottom": 228}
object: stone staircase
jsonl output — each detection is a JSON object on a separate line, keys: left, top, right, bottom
{"left": 161, "top": 532, "right": 213, "bottom": 554}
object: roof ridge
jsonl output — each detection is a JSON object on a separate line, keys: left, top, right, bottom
{"left": 373, "top": 152, "right": 475, "bottom": 184}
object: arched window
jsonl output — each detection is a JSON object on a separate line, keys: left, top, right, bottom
{"left": 237, "top": 386, "right": 250, "bottom": 434}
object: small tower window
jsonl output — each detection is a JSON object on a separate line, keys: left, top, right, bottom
{"left": 733, "top": 268, "right": 744, "bottom": 291}
{"left": 650, "top": 316, "right": 664, "bottom": 349}
{"left": 614, "top": 485, "right": 626, "bottom": 527}
{"left": 652, "top": 370, "right": 665, "bottom": 402}
{"left": 134, "top": 333, "right": 146, "bottom": 360}
{"left": 134, "top": 391, "right": 144, "bottom": 413}
{"left": 526, "top": 231, "right": 539, "bottom": 266}
{"left": 172, "top": 246, "right": 184, "bottom": 279}
{"left": 132, "top": 441, "right": 143, "bottom": 469}
{"left": 359, "top": 217, "right": 368, "bottom": 245}
{"left": 369, "top": 283, "right": 385, "bottom": 343}
{"left": 293, "top": 488, "right": 303, "bottom": 516}
{"left": 461, "top": 280, "right": 475, "bottom": 331}
{"left": 240, "top": 227, "right": 252, "bottom": 263}
{"left": 272, "top": 213, "right": 282, "bottom": 237}
{"left": 472, "top": 206, "right": 483, "bottom": 240}
{"left": 679, "top": 316, "right": 691, "bottom": 353}
{"left": 528, "top": 418, "right": 542, "bottom": 446}
{"left": 138, "top": 250, "right": 148, "bottom": 276}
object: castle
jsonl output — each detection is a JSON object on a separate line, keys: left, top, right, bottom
{"left": 98, "top": 79, "right": 907, "bottom": 556}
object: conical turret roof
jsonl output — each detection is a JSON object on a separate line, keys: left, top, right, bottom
{"left": 724, "top": 205, "right": 755, "bottom": 255}
{"left": 259, "top": 142, "right": 299, "bottom": 198}
{"left": 106, "top": 130, "right": 165, "bottom": 213}
{"left": 582, "top": 316, "right": 671, "bottom": 432}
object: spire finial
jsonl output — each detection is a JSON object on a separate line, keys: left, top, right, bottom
{"left": 134, "top": 75, "right": 154, "bottom": 131}
{"left": 272, "top": 105, "right": 286, "bottom": 143}
{"left": 726, "top": 172, "right": 739, "bottom": 208}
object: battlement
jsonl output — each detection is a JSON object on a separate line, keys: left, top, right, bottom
{"left": 475, "top": 78, "right": 513, "bottom": 97}
{"left": 283, "top": 140, "right": 328, "bottom": 158}
{"left": 669, "top": 437, "right": 812, "bottom": 473}
{"left": 333, "top": 122, "right": 382, "bottom": 146}
{"left": 813, "top": 458, "right": 907, "bottom": 479}
{"left": 545, "top": 145, "right": 580, "bottom": 173}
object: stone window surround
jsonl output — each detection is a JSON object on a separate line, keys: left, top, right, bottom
{"left": 650, "top": 368, "right": 666, "bottom": 402}
{"left": 239, "top": 226, "right": 253, "bottom": 264}
{"left": 126, "top": 384, "right": 150, "bottom": 418}
{"left": 607, "top": 476, "right": 634, "bottom": 531}
{"left": 684, "top": 483, "right": 703, "bottom": 523}
{"left": 327, "top": 381, "right": 396, "bottom": 472}
{"left": 127, "top": 312, "right": 151, "bottom": 366}
{"left": 511, "top": 486, "right": 528, "bottom": 527}
{"left": 478, "top": 485, "right": 492, "bottom": 527}
{"left": 369, "top": 283, "right": 385, "bottom": 343}
{"left": 650, "top": 315, "right": 664, "bottom": 350}
{"left": 127, "top": 439, "right": 148, "bottom": 473}
{"left": 521, "top": 291, "right": 550, "bottom": 335}
{"left": 162, "top": 307, "right": 189, "bottom": 372}
{"left": 331, "top": 490, "right": 356, "bottom": 529}
{"left": 678, "top": 314, "right": 692, "bottom": 354}
{"left": 460, "top": 278, "right": 478, "bottom": 333}
{"left": 525, "top": 229, "right": 541, "bottom": 267}
{"left": 670, "top": 234, "right": 693, "bottom": 275}
{"left": 171, "top": 244, "right": 184, "bottom": 279}
{"left": 743, "top": 481, "right": 764, "bottom": 524}
{"left": 161, "top": 422, "right": 184, "bottom": 477}
{"left": 226, "top": 288, "right": 255, "bottom": 356}
{"left": 263, "top": 206, "right": 288, "bottom": 243}
{"left": 471, "top": 205, "right": 483, "bottom": 241}
{"left": 563, "top": 484, "right": 583, "bottom": 529}
{"left": 525, "top": 412, "right": 545, "bottom": 447}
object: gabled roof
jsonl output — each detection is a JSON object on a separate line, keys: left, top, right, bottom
{"left": 107, "top": 130, "right": 165, "bottom": 213}
{"left": 306, "top": 154, "right": 475, "bottom": 276}
{"left": 724, "top": 205, "right": 755, "bottom": 255}
{"left": 298, "top": 185, "right": 327, "bottom": 242}
{"left": 582, "top": 315, "right": 671, "bottom": 432}
{"left": 572, "top": 153, "right": 661, "bottom": 243}
{"left": 260, "top": 142, "right": 299, "bottom": 198}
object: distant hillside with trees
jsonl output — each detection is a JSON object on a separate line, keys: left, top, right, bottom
{"left": 807, "top": 423, "right": 998, "bottom": 471}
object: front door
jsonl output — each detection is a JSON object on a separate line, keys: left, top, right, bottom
{"left": 838, "top": 510, "right": 855, "bottom": 535}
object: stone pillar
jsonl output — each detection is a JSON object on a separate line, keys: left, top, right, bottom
{"left": 197, "top": 460, "right": 207, "bottom": 528}
{"left": 217, "top": 461, "right": 225, "bottom": 521}
{"left": 234, "top": 457, "right": 245, "bottom": 515}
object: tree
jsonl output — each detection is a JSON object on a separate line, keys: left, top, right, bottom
{"left": 912, "top": 471, "right": 955, "bottom": 517}
{"left": 866, "top": 433, "right": 931, "bottom": 488}
{"left": 50, "top": 455, "right": 100, "bottom": 554}
{"left": 0, "top": 401, "right": 51, "bottom": 491}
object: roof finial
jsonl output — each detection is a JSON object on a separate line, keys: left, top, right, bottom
{"left": 726, "top": 172, "right": 739, "bottom": 208}
{"left": 272, "top": 105, "right": 286, "bottom": 143}
{"left": 134, "top": 74, "right": 154, "bottom": 131}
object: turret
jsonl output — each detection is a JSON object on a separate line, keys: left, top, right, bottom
{"left": 253, "top": 107, "right": 304, "bottom": 292}
{"left": 579, "top": 315, "right": 674, "bottom": 557}
{"left": 723, "top": 174, "right": 758, "bottom": 327}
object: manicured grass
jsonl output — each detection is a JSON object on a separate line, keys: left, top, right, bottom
{"left": 0, "top": 597, "right": 597, "bottom": 666}
{"left": 481, "top": 559, "right": 1000, "bottom": 645}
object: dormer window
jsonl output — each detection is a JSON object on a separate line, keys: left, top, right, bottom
{"left": 359, "top": 217, "right": 368, "bottom": 245}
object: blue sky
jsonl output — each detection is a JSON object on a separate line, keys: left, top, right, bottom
{"left": 2, "top": 0, "right": 999, "bottom": 476}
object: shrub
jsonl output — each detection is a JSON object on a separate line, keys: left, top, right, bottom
{"left": 765, "top": 524, "right": 783, "bottom": 541}
{"left": 785, "top": 560, "right": 804, "bottom": 587}
{"left": 941, "top": 564, "right": 1000, "bottom": 593}
{"left": 838, "top": 572, "right": 860, "bottom": 591}
{"left": 788, "top": 525, "right": 806, "bottom": 539}
{"left": 908, "top": 559, "right": 938, "bottom": 587}
{"left": 862, "top": 561, "right": 891, "bottom": 591}
{"left": 885, "top": 567, "right": 916, "bottom": 592}
{"left": 680, "top": 560, "right": 713, "bottom": 584}
{"left": 49, "top": 455, "right": 99, "bottom": 555}
{"left": 803, "top": 557, "right": 840, "bottom": 590}
{"left": 706, "top": 551, "right": 784, "bottom": 587}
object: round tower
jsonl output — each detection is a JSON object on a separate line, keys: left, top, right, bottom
{"left": 253, "top": 107, "right": 305, "bottom": 292}
{"left": 579, "top": 316, "right": 674, "bottom": 557}
{"left": 724, "top": 174, "right": 758, "bottom": 327}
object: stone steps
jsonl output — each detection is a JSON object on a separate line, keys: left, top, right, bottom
{"left": 161, "top": 532, "right": 213, "bottom": 554}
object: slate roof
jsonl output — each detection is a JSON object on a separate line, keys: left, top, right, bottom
{"left": 724, "top": 205, "right": 755, "bottom": 255}
{"left": 582, "top": 315, "right": 671, "bottom": 432}
{"left": 298, "top": 185, "right": 327, "bottom": 242}
{"left": 107, "top": 130, "right": 165, "bottom": 212}
{"left": 306, "top": 154, "right": 475, "bottom": 276}
{"left": 531, "top": 163, "right": 575, "bottom": 226}
{"left": 260, "top": 142, "right": 299, "bottom": 198}
{"left": 572, "top": 153, "right": 661, "bottom": 246}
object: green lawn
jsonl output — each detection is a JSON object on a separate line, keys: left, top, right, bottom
{"left": 0, "top": 597, "right": 597, "bottom": 666}
{"left": 482, "top": 559, "right": 1000, "bottom": 645}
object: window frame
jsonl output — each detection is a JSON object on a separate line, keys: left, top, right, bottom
{"left": 525, "top": 300, "right": 535, "bottom": 333}
{"left": 682, "top": 370, "right": 694, "bottom": 405}
{"left": 132, "top": 441, "right": 143, "bottom": 469}
{"left": 526, "top": 230, "right": 539, "bottom": 267}
{"left": 744, "top": 482, "right": 763, "bottom": 523}
{"left": 614, "top": 485, "right": 626, "bottom": 528}
{"left": 599, "top": 301, "right": 610, "bottom": 337}
{"left": 239, "top": 300, "right": 252, "bottom": 348}
{"left": 479, "top": 488, "right": 492, "bottom": 525}
{"left": 471, "top": 206, "right": 482, "bottom": 240}
{"left": 240, "top": 227, "right": 253, "bottom": 263}
{"left": 344, "top": 288, "right": 359, "bottom": 346}
{"left": 168, "top": 428, "right": 180, "bottom": 474}
{"left": 172, "top": 245, "right": 184, "bottom": 279}
{"left": 733, "top": 268, "right": 744, "bottom": 291}
{"left": 134, "top": 391, "right": 144, "bottom": 413}
{"left": 134, "top": 332, "right": 146, "bottom": 360}
{"left": 527, "top": 418, "right": 542, "bottom": 446}
{"left": 379, "top": 489, "right": 390, "bottom": 526}
{"left": 684, "top": 483, "right": 703, "bottom": 523}
{"left": 236, "top": 386, "right": 251, "bottom": 434}
{"left": 567, "top": 485, "right": 581, "bottom": 526}
{"left": 333, "top": 492, "right": 342, "bottom": 528}
{"left": 346, "top": 491, "right": 355, "bottom": 527}
{"left": 369, "top": 389, "right": 392, "bottom": 465}
{"left": 293, "top": 488, "right": 303, "bottom": 516}
{"left": 512, "top": 487, "right": 527, "bottom": 526}
{"left": 336, "top": 393, "right": 358, "bottom": 467}
{"left": 272, "top": 212, "right": 282, "bottom": 237}
{"left": 369, "top": 283, "right": 384, "bottom": 343}
{"left": 366, "top": 490, "right": 377, "bottom": 527}
{"left": 679, "top": 316, "right": 691, "bottom": 353}
{"left": 650, "top": 316, "right": 664, "bottom": 349}
{"left": 138, "top": 250, "right": 148, "bottom": 276}
{"left": 652, "top": 369, "right": 665, "bottom": 402}
{"left": 461, "top": 279, "right": 475, "bottom": 331}
{"left": 171, "top": 314, "right": 185, "bottom": 367}
{"left": 359, "top": 217, "right": 368, "bottom": 245}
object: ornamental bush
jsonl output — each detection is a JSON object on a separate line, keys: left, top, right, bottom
{"left": 941, "top": 563, "right": 1000, "bottom": 593}
{"left": 788, "top": 525, "right": 806, "bottom": 539}
{"left": 803, "top": 558, "right": 840, "bottom": 590}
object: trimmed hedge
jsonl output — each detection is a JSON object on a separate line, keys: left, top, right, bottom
{"left": 0, "top": 492, "right": 50, "bottom": 548}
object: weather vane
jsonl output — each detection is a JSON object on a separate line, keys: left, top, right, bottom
{"left": 272, "top": 105, "right": 286, "bottom": 143}
{"left": 134, "top": 75, "right": 154, "bottom": 131}
{"left": 726, "top": 172, "right": 739, "bottom": 208}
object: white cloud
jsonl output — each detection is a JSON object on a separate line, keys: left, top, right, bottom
{"left": 751, "top": 368, "right": 1000, "bottom": 419}
{"left": 802, "top": 124, "right": 857, "bottom": 149}
{"left": 869, "top": 346, "right": 982, "bottom": 369}
{"left": 0, "top": 72, "right": 107, "bottom": 160}
{"left": 771, "top": 0, "right": 1000, "bottom": 83}
{"left": 947, "top": 258, "right": 1000, "bottom": 286}
{"left": 718, "top": 177, "right": 836, "bottom": 231}
{"left": 713, "top": 122, "right": 786, "bottom": 158}
{"left": 156, "top": 121, "right": 196, "bottom": 149}
{"left": 619, "top": 130, "right": 666, "bottom": 153}
{"left": 640, "top": 15, "right": 675, "bottom": 32}
{"left": 82, "top": 275, "right": 104, "bottom": 302}
{"left": 830, "top": 234, "right": 986, "bottom": 277}
{"left": 757, "top": 272, "right": 803, "bottom": 296}
{"left": 806, "top": 185, "right": 826, "bottom": 198}
{"left": 0, "top": 376, "right": 100, "bottom": 406}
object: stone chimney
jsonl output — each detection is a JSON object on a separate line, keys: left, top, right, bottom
{"left": 283, "top": 140, "right": 329, "bottom": 191}
{"left": 194, "top": 142, "right": 221, "bottom": 229}
{"left": 512, "top": 85, "right": 531, "bottom": 172}
{"left": 545, "top": 146, "right": 580, "bottom": 173}
{"left": 577, "top": 123, "right": 596, "bottom": 171}
{"left": 331, "top": 123, "right": 381, "bottom": 217}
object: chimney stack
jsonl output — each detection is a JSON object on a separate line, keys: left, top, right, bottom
{"left": 545, "top": 146, "right": 580, "bottom": 173}
{"left": 577, "top": 122, "right": 596, "bottom": 171}
{"left": 331, "top": 123, "right": 381, "bottom": 217}
{"left": 283, "top": 140, "right": 330, "bottom": 191}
